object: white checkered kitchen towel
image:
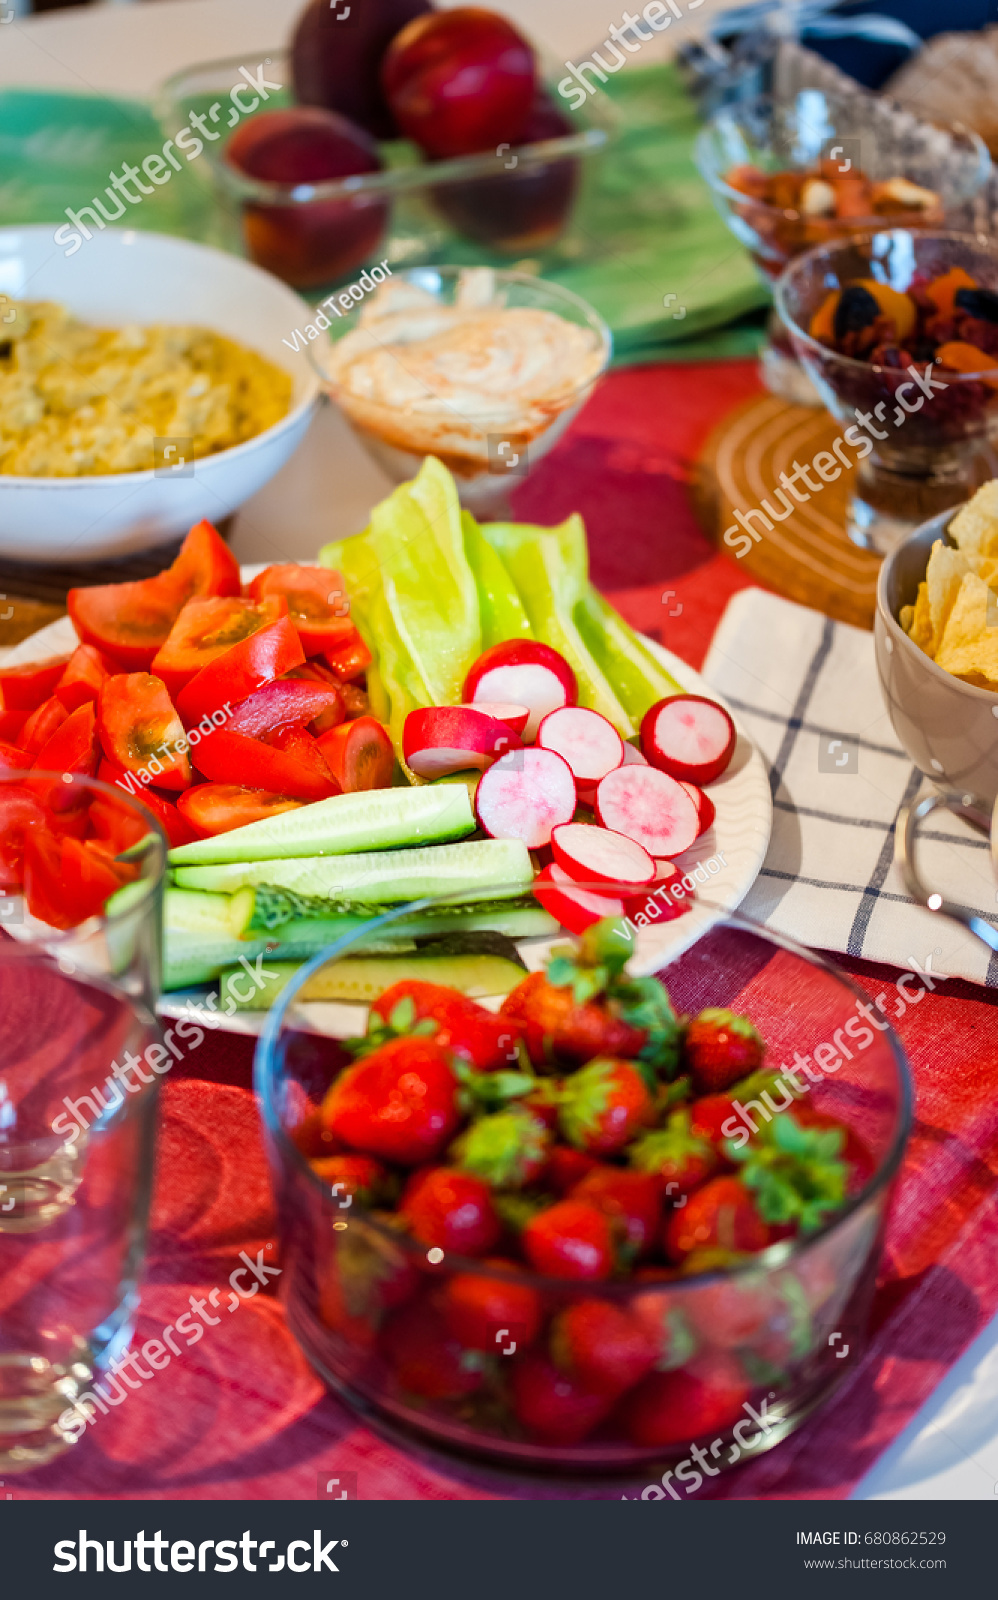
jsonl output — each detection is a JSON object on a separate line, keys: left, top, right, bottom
{"left": 700, "top": 589, "right": 998, "bottom": 988}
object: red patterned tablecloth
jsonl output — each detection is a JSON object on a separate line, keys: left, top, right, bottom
{"left": 16, "top": 361, "right": 998, "bottom": 1501}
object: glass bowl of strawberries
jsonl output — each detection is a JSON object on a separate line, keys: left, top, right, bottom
{"left": 254, "top": 896, "right": 912, "bottom": 1478}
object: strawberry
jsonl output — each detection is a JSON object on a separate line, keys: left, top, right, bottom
{"left": 522, "top": 1199, "right": 615, "bottom": 1280}
{"left": 663, "top": 1175, "right": 771, "bottom": 1263}
{"left": 542, "top": 1146, "right": 602, "bottom": 1195}
{"left": 510, "top": 1351, "right": 612, "bottom": 1444}
{"left": 557, "top": 1058, "right": 656, "bottom": 1155}
{"left": 628, "top": 1109, "right": 719, "bottom": 1201}
{"left": 438, "top": 1261, "right": 542, "bottom": 1352}
{"left": 400, "top": 1167, "right": 501, "bottom": 1257}
{"left": 550, "top": 1299, "right": 658, "bottom": 1397}
{"left": 291, "top": 1106, "right": 346, "bottom": 1159}
{"left": 631, "top": 1279, "right": 699, "bottom": 1370}
{"left": 728, "top": 1108, "right": 849, "bottom": 1233}
{"left": 450, "top": 1105, "right": 551, "bottom": 1189}
{"left": 791, "top": 1102, "right": 875, "bottom": 1194}
{"left": 619, "top": 1352, "right": 750, "bottom": 1447}
{"left": 684, "top": 1278, "right": 782, "bottom": 1350}
{"left": 683, "top": 1008, "right": 764, "bottom": 1093}
{"left": 569, "top": 1167, "right": 661, "bottom": 1257}
{"left": 321, "top": 1036, "right": 461, "bottom": 1166}
{"left": 310, "top": 1153, "right": 393, "bottom": 1206}
{"left": 500, "top": 970, "right": 645, "bottom": 1069}
{"left": 317, "top": 1226, "right": 419, "bottom": 1347}
{"left": 379, "top": 1298, "right": 484, "bottom": 1400}
{"left": 371, "top": 980, "right": 524, "bottom": 1071}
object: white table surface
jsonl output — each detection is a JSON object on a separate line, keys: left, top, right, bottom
{"left": 2, "top": 0, "right": 995, "bottom": 1503}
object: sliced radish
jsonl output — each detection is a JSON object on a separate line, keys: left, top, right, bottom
{"left": 457, "top": 702, "right": 530, "bottom": 736}
{"left": 464, "top": 641, "right": 577, "bottom": 741}
{"left": 536, "top": 706, "right": 624, "bottom": 785}
{"left": 623, "top": 871, "right": 693, "bottom": 926}
{"left": 595, "top": 765, "right": 700, "bottom": 859}
{"left": 403, "top": 706, "right": 521, "bottom": 780}
{"left": 551, "top": 823, "right": 655, "bottom": 891}
{"left": 621, "top": 741, "right": 648, "bottom": 765}
{"left": 475, "top": 746, "right": 576, "bottom": 848}
{"left": 533, "top": 862, "right": 624, "bottom": 935}
{"left": 640, "top": 694, "right": 736, "bottom": 785}
{"left": 679, "top": 780, "right": 715, "bottom": 838}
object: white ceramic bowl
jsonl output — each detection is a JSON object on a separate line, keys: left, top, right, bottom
{"left": 0, "top": 226, "right": 320, "bottom": 563}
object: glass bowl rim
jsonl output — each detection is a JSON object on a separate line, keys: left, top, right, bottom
{"left": 774, "top": 226, "right": 998, "bottom": 382}
{"left": 0, "top": 770, "right": 167, "bottom": 939}
{"left": 253, "top": 895, "right": 914, "bottom": 1296}
{"left": 693, "top": 92, "right": 991, "bottom": 224}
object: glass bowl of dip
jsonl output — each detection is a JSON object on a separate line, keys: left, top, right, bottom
{"left": 306, "top": 265, "right": 612, "bottom": 513}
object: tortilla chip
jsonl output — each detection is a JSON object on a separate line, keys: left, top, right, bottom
{"left": 925, "top": 539, "right": 969, "bottom": 648}
{"left": 935, "top": 571, "right": 998, "bottom": 681}
{"left": 899, "top": 603, "right": 914, "bottom": 634}
{"left": 948, "top": 479, "right": 998, "bottom": 557}
{"left": 906, "top": 581, "right": 934, "bottom": 654}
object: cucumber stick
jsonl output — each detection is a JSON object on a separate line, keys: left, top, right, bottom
{"left": 165, "top": 886, "right": 256, "bottom": 939}
{"left": 172, "top": 837, "right": 532, "bottom": 902}
{"left": 167, "top": 783, "right": 474, "bottom": 867}
{"left": 219, "top": 950, "right": 528, "bottom": 1011}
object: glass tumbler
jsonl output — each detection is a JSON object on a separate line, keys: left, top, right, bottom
{"left": 0, "top": 773, "right": 166, "bottom": 1469}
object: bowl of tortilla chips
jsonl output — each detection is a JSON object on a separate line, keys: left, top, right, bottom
{"left": 875, "top": 480, "right": 998, "bottom": 803}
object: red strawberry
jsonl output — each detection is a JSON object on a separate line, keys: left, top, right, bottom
{"left": 663, "top": 1175, "right": 770, "bottom": 1263}
{"left": 631, "top": 1279, "right": 699, "bottom": 1370}
{"left": 379, "top": 1299, "right": 483, "bottom": 1400}
{"left": 400, "top": 1167, "right": 501, "bottom": 1257}
{"left": 684, "top": 1278, "right": 781, "bottom": 1349}
{"left": 510, "top": 1351, "right": 612, "bottom": 1444}
{"left": 450, "top": 1105, "right": 551, "bottom": 1189}
{"left": 619, "top": 1352, "right": 750, "bottom": 1447}
{"left": 569, "top": 1167, "right": 661, "bottom": 1257}
{"left": 438, "top": 1261, "right": 542, "bottom": 1352}
{"left": 628, "top": 1109, "right": 719, "bottom": 1201}
{"left": 310, "top": 1153, "right": 392, "bottom": 1206}
{"left": 542, "top": 1145, "right": 602, "bottom": 1195}
{"left": 522, "top": 1199, "right": 614, "bottom": 1280}
{"left": 557, "top": 1058, "right": 655, "bottom": 1155}
{"left": 689, "top": 1093, "right": 743, "bottom": 1155}
{"left": 291, "top": 1106, "right": 346, "bottom": 1159}
{"left": 684, "top": 1008, "right": 764, "bottom": 1093}
{"left": 550, "top": 1299, "right": 657, "bottom": 1397}
{"left": 500, "top": 969, "right": 645, "bottom": 1068}
{"left": 321, "top": 1036, "right": 461, "bottom": 1165}
{"left": 372, "top": 979, "right": 523, "bottom": 1071}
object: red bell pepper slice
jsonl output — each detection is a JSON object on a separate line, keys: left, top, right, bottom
{"left": 0, "top": 785, "right": 46, "bottom": 889}
{"left": 17, "top": 695, "right": 68, "bottom": 754}
{"left": 23, "top": 828, "right": 129, "bottom": 931}
{"left": 226, "top": 677, "right": 344, "bottom": 739}
{"left": 97, "top": 674, "right": 191, "bottom": 792}
{"left": 177, "top": 783, "right": 303, "bottom": 837}
{"left": 193, "top": 725, "right": 338, "bottom": 801}
{"left": 322, "top": 627, "right": 372, "bottom": 682}
{"left": 94, "top": 759, "right": 199, "bottom": 849}
{"left": 175, "top": 612, "right": 304, "bottom": 726}
{"left": 0, "top": 655, "right": 71, "bottom": 711}
{"left": 67, "top": 519, "right": 240, "bottom": 670}
{"left": 0, "top": 739, "right": 33, "bottom": 776}
{"left": 151, "top": 594, "right": 290, "bottom": 698}
{"left": 32, "top": 701, "right": 99, "bottom": 780}
{"left": 0, "top": 707, "right": 29, "bottom": 742}
{"left": 315, "top": 716, "right": 393, "bottom": 792}
{"left": 54, "top": 644, "right": 109, "bottom": 712}
{"left": 246, "top": 563, "right": 355, "bottom": 656}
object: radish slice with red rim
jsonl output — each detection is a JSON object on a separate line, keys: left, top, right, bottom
{"left": 679, "top": 779, "right": 715, "bottom": 838}
{"left": 475, "top": 746, "right": 576, "bottom": 848}
{"left": 464, "top": 641, "right": 577, "bottom": 742}
{"left": 456, "top": 702, "right": 530, "bottom": 736}
{"left": 533, "top": 862, "right": 624, "bottom": 935}
{"left": 403, "top": 706, "right": 520, "bottom": 780}
{"left": 640, "top": 694, "right": 735, "bottom": 785}
{"left": 595, "top": 765, "right": 700, "bottom": 858}
{"left": 537, "top": 706, "right": 624, "bottom": 785}
{"left": 551, "top": 822, "right": 655, "bottom": 890}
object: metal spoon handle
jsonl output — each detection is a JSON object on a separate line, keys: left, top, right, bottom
{"left": 897, "top": 792, "right": 998, "bottom": 954}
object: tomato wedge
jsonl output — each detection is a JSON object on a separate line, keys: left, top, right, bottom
{"left": 247, "top": 564, "right": 355, "bottom": 656}
{"left": 152, "top": 595, "right": 290, "bottom": 697}
{"left": 24, "top": 828, "right": 130, "bottom": 931}
{"left": 227, "top": 678, "right": 344, "bottom": 739}
{"left": 97, "top": 674, "right": 191, "bottom": 792}
{"left": 175, "top": 610, "right": 304, "bottom": 726}
{"left": 315, "top": 716, "right": 394, "bottom": 792}
{"left": 0, "top": 739, "right": 32, "bottom": 776}
{"left": 193, "top": 725, "right": 338, "bottom": 800}
{"left": 94, "top": 759, "right": 199, "bottom": 849}
{"left": 0, "top": 655, "right": 70, "bottom": 711}
{"left": 67, "top": 519, "right": 240, "bottom": 670}
{"left": 55, "top": 644, "right": 109, "bottom": 712}
{"left": 32, "top": 701, "right": 99, "bottom": 780}
{"left": 322, "top": 627, "right": 372, "bottom": 682}
{"left": 0, "top": 707, "right": 28, "bottom": 742}
{"left": 0, "top": 786, "right": 46, "bottom": 889}
{"left": 17, "top": 695, "right": 68, "bottom": 755}
{"left": 177, "top": 783, "right": 303, "bottom": 837}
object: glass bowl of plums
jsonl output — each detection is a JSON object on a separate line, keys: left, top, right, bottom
{"left": 157, "top": 3, "right": 611, "bottom": 293}
{"left": 777, "top": 229, "right": 998, "bottom": 554}
{"left": 255, "top": 897, "right": 911, "bottom": 1479}
{"left": 694, "top": 89, "right": 989, "bottom": 404}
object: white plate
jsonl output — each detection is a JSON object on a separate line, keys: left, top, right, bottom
{"left": 5, "top": 605, "right": 773, "bottom": 1036}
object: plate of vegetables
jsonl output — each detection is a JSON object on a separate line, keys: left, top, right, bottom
{"left": 0, "top": 460, "right": 771, "bottom": 1027}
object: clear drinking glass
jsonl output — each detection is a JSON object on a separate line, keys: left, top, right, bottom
{"left": 255, "top": 894, "right": 912, "bottom": 1477}
{"left": 0, "top": 773, "right": 166, "bottom": 1469}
